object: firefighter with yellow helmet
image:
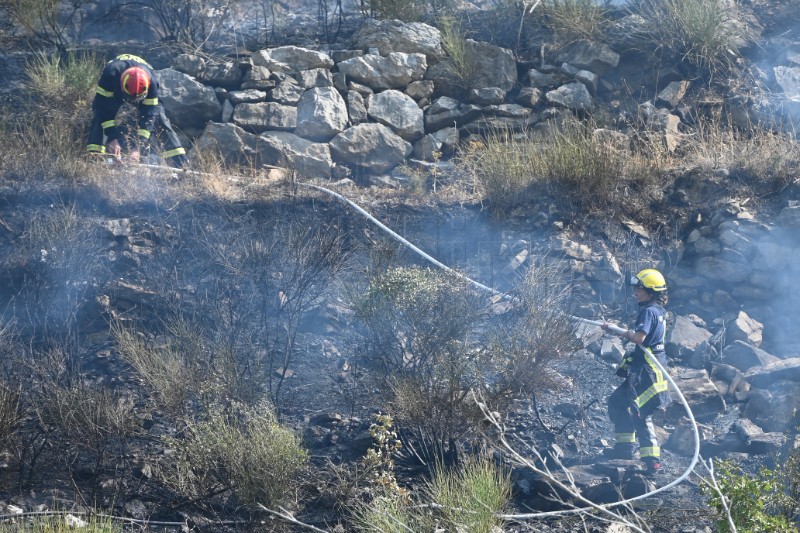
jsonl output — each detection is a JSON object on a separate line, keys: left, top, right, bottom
{"left": 86, "top": 54, "right": 187, "bottom": 168}
{"left": 602, "top": 268, "right": 672, "bottom": 475}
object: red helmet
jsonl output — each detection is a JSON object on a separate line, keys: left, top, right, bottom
{"left": 120, "top": 66, "right": 150, "bottom": 99}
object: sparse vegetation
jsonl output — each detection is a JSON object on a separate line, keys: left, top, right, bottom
{"left": 458, "top": 121, "right": 665, "bottom": 217}
{"left": 633, "top": 0, "right": 747, "bottom": 77}
{"left": 161, "top": 400, "right": 308, "bottom": 511}
{"left": 352, "top": 454, "right": 511, "bottom": 532}
{"left": 539, "top": 0, "right": 611, "bottom": 44}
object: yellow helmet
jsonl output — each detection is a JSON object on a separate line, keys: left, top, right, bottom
{"left": 630, "top": 268, "right": 667, "bottom": 292}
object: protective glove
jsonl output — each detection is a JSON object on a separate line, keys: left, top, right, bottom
{"left": 616, "top": 367, "right": 628, "bottom": 378}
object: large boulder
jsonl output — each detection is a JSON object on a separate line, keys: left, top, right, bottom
{"left": 329, "top": 123, "right": 412, "bottom": 173}
{"left": 666, "top": 315, "right": 713, "bottom": 362}
{"left": 464, "top": 40, "right": 517, "bottom": 91}
{"left": 192, "top": 122, "right": 283, "bottom": 167}
{"left": 337, "top": 52, "right": 428, "bottom": 91}
{"left": 232, "top": 102, "right": 297, "bottom": 133}
{"left": 157, "top": 68, "right": 222, "bottom": 132}
{"left": 366, "top": 90, "right": 424, "bottom": 141}
{"left": 720, "top": 341, "right": 780, "bottom": 373}
{"left": 354, "top": 19, "right": 445, "bottom": 63}
{"left": 260, "top": 131, "right": 333, "bottom": 179}
{"left": 252, "top": 46, "right": 333, "bottom": 72}
{"left": 295, "top": 87, "right": 349, "bottom": 142}
{"left": 555, "top": 40, "right": 620, "bottom": 75}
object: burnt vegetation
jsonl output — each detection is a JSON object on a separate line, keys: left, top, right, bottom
{"left": 0, "top": 0, "right": 799, "bottom": 532}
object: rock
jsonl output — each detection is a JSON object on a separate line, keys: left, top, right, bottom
{"left": 260, "top": 131, "right": 333, "bottom": 179}
{"left": 745, "top": 357, "right": 800, "bottom": 388}
{"left": 726, "top": 310, "right": 763, "bottom": 347}
{"left": 252, "top": 46, "right": 333, "bottom": 71}
{"left": 666, "top": 369, "right": 726, "bottom": 422}
{"left": 294, "top": 68, "right": 334, "bottom": 89}
{"left": 354, "top": 19, "right": 445, "bottom": 62}
{"left": 656, "top": 81, "right": 690, "bottom": 108}
{"left": 545, "top": 82, "right": 593, "bottom": 111}
{"left": 202, "top": 61, "right": 244, "bottom": 89}
{"left": 295, "top": 87, "right": 349, "bottom": 142}
{"left": 232, "top": 102, "right": 297, "bottom": 132}
{"left": 709, "top": 363, "right": 750, "bottom": 401}
{"left": 664, "top": 416, "right": 712, "bottom": 456}
{"left": 346, "top": 91, "right": 368, "bottom": 125}
{"left": 172, "top": 54, "right": 205, "bottom": 78}
{"left": 464, "top": 40, "right": 517, "bottom": 91}
{"left": 337, "top": 52, "right": 428, "bottom": 91}
{"left": 742, "top": 381, "right": 800, "bottom": 432}
{"left": 329, "top": 123, "right": 412, "bottom": 174}
{"left": 157, "top": 68, "right": 222, "bottom": 133}
{"left": 665, "top": 315, "right": 713, "bottom": 362}
{"left": 720, "top": 340, "right": 779, "bottom": 372}
{"left": 555, "top": 39, "right": 620, "bottom": 75}
{"left": 192, "top": 122, "right": 284, "bottom": 168}
{"left": 366, "top": 90, "right": 424, "bottom": 141}
{"left": 270, "top": 76, "right": 304, "bottom": 104}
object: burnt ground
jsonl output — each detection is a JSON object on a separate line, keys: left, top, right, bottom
{"left": 0, "top": 166, "right": 734, "bottom": 532}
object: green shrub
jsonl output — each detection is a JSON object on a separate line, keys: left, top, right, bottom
{"left": 25, "top": 50, "right": 103, "bottom": 110}
{"left": 703, "top": 459, "right": 795, "bottom": 532}
{"left": 162, "top": 401, "right": 307, "bottom": 511}
{"left": 354, "top": 267, "right": 487, "bottom": 460}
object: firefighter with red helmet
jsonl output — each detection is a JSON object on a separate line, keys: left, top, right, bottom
{"left": 86, "top": 54, "right": 187, "bottom": 168}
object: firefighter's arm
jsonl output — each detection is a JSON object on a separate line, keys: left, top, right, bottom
{"left": 92, "top": 78, "right": 123, "bottom": 143}
{"left": 135, "top": 82, "right": 159, "bottom": 147}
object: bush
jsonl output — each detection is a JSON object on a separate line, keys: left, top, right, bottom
{"left": 686, "top": 115, "right": 800, "bottom": 192}
{"left": 162, "top": 400, "right": 308, "bottom": 511}
{"left": 703, "top": 459, "right": 795, "bottom": 532}
{"left": 354, "top": 267, "right": 487, "bottom": 460}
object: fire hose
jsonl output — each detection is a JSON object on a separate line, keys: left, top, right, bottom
{"left": 123, "top": 163, "right": 701, "bottom": 518}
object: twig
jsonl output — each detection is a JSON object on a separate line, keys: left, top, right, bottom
{"left": 257, "top": 505, "right": 330, "bottom": 532}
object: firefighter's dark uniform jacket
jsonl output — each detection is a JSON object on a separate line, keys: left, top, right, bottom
{"left": 608, "top": 301, "right": 671, "bottom": 460}
{"left": 86, "top": 54, "right": 186, "bottom": 166}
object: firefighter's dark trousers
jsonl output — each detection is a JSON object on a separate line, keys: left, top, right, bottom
{"left": 608, "top": 381, "right": 660, "bottom": 460}
{"left": 87, "top": 106, "right": 187, "bottom": 167}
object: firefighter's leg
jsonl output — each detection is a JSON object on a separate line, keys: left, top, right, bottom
{"left": 86, "top": 116, "right": 106, "bottom": 154}
{"left": 606, "top": 383, "right": 637, "bottom": 458}
{"left": 155, "top": 106, "right": 187, "bottom": 167}
{"left": 634, "top": 404, "right": 661, "bottom": 463}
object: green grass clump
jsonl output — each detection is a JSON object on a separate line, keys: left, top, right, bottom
{"left": 427, "top": 455, "right": 512, "bottom": 533}
{"left": 634, "top": 0, "right": 745, "bottom": 77}
{"left": 0, "top": 513, "right": 119, "bottom": 532}
{"left": 540, "top": 0, "right": 611, "bottom": 44}
{"left": 352, "top": 455, "right": 511, "bottom": 532}
{"left": 458, "top": 122, "right": 663, "bottom": 217}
